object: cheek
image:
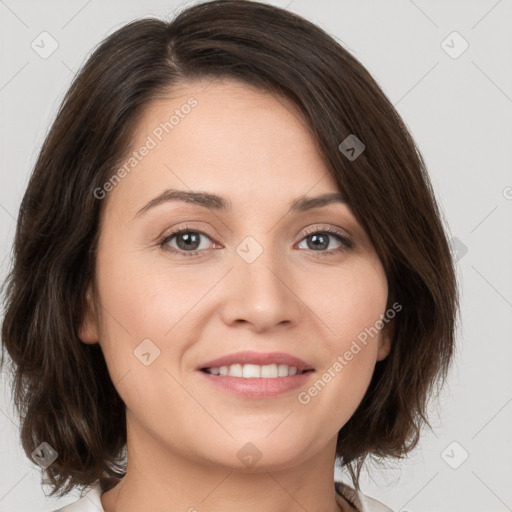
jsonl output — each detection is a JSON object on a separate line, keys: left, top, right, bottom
{"left": 307, "top": 256, "right": 388, "bottom": 354}
{"left": 94, "top": 242, "right": 189, "bottom": 340}
{"left": 298, "top": 258, "right": 387, "bottom": 413}
{"left": 91, "top": 244, "right": 164, "bottom": 384}
{"left": 92, "top": 241, "right": 217, "bottom": 403}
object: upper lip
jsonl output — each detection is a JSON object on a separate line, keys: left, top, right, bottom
{"left": 198, "top": 350, "right": 314, "bottom": 372}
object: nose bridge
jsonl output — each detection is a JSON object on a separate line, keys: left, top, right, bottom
{"left": 220, "top": 233, "right": 300, "bottom": 331}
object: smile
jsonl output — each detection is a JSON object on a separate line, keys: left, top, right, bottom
{"left": 202, "top": 363, "right": 309, "bottom": 378}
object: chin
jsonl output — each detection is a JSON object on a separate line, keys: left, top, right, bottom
{"left": 197, "top": 436, "right": 316, "bottom": 473}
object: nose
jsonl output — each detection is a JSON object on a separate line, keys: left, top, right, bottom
{"left": 219, "top": 243, "right": 303, "bottom": 333}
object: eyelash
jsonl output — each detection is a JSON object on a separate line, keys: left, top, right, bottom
{"left": 157, "top": 224, "right": 353, "bottom": 258}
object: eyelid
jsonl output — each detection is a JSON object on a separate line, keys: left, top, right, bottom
{"left": 159, "top": 223, "right": 217, "bottom": 241}
{"left": 158, "top": 223, "right": 220, "bottom": 252}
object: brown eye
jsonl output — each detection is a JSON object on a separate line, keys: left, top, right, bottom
{"left": 159, "top": 227, "right": 216, "bottom": 256}
{"left": 297, "top": 228, "right": 353, "bottom": 255}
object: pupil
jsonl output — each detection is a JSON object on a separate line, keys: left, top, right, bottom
{"left": 310, "top": 234, "right": 328, "bottom": 250}
{"left": 178, "top": 232, "right": 200, "bottom": 250}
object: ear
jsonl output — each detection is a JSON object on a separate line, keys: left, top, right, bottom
{"left": 376, "top": 321, "right": 393, "bottom": 361}
{"left": 78, "top": 283, "right": 100, "bottom": 344}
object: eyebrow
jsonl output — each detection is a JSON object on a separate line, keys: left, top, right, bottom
{"left": 134, "top": 188, "right": 346, "bottom": 219}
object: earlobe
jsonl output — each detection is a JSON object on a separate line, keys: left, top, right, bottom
{"left": 376, "top": 325, "right": 393, "bottom": 361}
{"left": 78, "top": 284, "right": 100, "bottom": 344}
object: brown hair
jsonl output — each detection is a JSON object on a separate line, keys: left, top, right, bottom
{"left": 0, "top": 0, "right": 458, "bottom": 498}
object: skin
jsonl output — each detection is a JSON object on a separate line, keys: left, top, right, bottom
{"left": 79, "top": 78, "right": 392, "bottom": 512}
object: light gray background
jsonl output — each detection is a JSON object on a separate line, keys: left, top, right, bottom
{"left": 1, "top": 0, "right": 511, "bottom": 511}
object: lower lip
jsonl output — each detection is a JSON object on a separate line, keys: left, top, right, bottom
{"left": 198, "top": 371, "right": 314, "bottom": 398}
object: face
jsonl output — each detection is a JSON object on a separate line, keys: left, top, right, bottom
{"left": 80, "top": 78, "right": 391, "bottom": 472}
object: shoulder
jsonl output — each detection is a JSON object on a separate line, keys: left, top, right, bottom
{"left": 52, "top": 481, "right": 104, "bottom": 512}
{"left": 335, "top": 481, "right": 394, "bottom": 512}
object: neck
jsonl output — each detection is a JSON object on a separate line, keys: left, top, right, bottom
{"left": 101, "top": 415, "right": 349, "bottom": 512}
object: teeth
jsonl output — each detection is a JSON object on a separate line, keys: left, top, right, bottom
{"left": 243, "top": 364, "right": 261, "bottom": 378}
{"left": 228, "top": 364, "right": 243, "bottom": 377}
{"left": 207, "top": 364, "right": 302, "bottom": 378}
{"left": 261, "top": 364, "right": 276, "bottom": 378}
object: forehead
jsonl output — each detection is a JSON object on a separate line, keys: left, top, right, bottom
{"left": 103, "top": 77, "right": 340, "bottom": 217}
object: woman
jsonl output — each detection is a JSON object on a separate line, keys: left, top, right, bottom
{"left": 0, "top": 1, "right": 458, "bottom": 511}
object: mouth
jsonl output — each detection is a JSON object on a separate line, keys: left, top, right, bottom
{"left": 197, "top": 351, "right": 315, "bottom": 397}
{"left": 201, "top": 364, "right": 313, "bottom": 378}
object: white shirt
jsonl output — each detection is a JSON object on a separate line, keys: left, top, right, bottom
{"left": 53, "top": 480, "right": 394, "bottom": 511}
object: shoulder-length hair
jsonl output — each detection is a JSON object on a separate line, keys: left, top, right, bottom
{"left": 1, "top": 0, "right": 458, "bottom": 497}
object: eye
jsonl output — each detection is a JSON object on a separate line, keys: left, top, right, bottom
{"left": 158, "top": 225, "right": 353, "bottom": 257}
{"left": 296, "top": 227, "right": 353, "bottom": 255}
{"left": 158, "top": 226, "right": 216, "bottom": 256}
